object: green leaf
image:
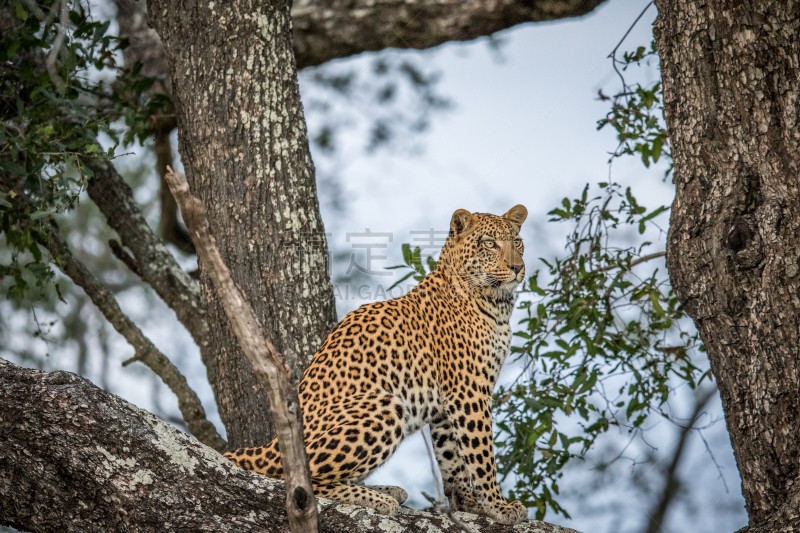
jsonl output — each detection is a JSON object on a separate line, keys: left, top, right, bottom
{"left": 401, "top": 243, "right": 412, "bottom": 265}
{"left": 524, "top": 398, "right": 544, "bottom": 411}
{"left": 28, "top": 240, "right": 42, "bottom": 262}
{"left": 15, "top": 3, "right": 27, "bottom": 20}
{"left": 651, "top": 136, "right": 664, "bottom": 162}
{"left": 640, "top": 205, "right": 668, "bottom": 225}
{"left": 525, "top": 424, "right": 548, "bottom": 447}
{"left": 427, "top": 256, "right": 437, "bottom": 273}
{"left": 650, "top": 291, "right": 666, "bottom": 318}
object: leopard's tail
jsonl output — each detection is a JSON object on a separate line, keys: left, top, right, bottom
{"left": 223, "top": 438, "right": 283, "bottom": 478}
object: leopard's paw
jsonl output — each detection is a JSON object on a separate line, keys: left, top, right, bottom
{"left": 369, "top": 485, "right": 408, "bottom": 505}
{"left": 447, "top": 491, "right": 483, "bottom": 515}
{"left": 483, "top": 499, "right": 527, "bottom": 525}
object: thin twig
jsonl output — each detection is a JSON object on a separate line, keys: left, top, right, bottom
{"left": 607, "top": 1, "right": 655, "bottom": 90}
{"left": 164, "top": 166, "right": 318, "bottom": 533}
{"left": 594, "top": 251, "right": 666, "bottom": 273}
{"left": 30, "top": 305, "right": 53, "bottom": 357}
{"left": 640, "top": 386, "right": 720, "bottom": 533}
{"left": 108, "top": 240, "right": 143, "bottom": 277}
{"left": 698, "top": 428, "right": 730, "bottom": 494}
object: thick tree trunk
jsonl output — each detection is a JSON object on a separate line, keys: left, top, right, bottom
{"left": 655, "top": 0, "right": 800, "bottom": 527}
{"left": 147, "top": 0, "right": 338, "bottom": 448}
{"left": 0, "top": 359, "right": 579, "bottom": 533}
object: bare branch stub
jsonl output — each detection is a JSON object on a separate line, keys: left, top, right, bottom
{"left": 163, "top": 166, "right": 319, "bottom": 533}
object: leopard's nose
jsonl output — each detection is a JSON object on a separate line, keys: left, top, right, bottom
{"left": 510, "top": 264, "right": 524, "bottom": 275}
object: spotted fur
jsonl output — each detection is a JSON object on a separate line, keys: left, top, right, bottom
{"left": 225, "top": 205, "right": 529, "bottom": 525}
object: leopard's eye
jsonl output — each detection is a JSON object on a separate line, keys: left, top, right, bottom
{"left": 483, "top": 240, "right": 496, "bottom": 249}
{"left": 514, "top": 238, "right": 522, "bottom": 246}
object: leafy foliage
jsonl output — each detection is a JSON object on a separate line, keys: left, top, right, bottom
{"left": 494, "top": 184, "right": 705, "bottom": 519}
{"left": 598, "top": 43, "right": 669, "bottom": 172}
{"left": 385, "top": 243, "right": 437, "bottom": 290}
{"left": 0, "top": 0, "right": 165, "bottom": 299}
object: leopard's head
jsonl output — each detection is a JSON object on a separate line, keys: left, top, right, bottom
{"left": 438, "top": 205, "right": 527, "bottom": 296}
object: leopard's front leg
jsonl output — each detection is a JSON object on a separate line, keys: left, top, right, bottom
{"left": 443, "top": 393, "right": 527, "bottom": 525}
{"left": 430, "top": 417, "right": 482, "bottom": 514}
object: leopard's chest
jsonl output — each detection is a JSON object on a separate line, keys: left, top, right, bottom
{"left": 436, "top": 309, "right": 512, "bottom": 389}
{"left": 481, "top": 321, "right": 512, "bottom": 389}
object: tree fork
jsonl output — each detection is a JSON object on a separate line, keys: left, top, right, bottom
{"left": 0, "top": 171, "right": 226, "bottom": 453}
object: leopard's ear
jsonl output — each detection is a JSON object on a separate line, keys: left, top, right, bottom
{"left": 503, "top": 205, "right": 528, "bottom": 227}
{"left": 450, "top": 209, "right": 477, "bottom": 237}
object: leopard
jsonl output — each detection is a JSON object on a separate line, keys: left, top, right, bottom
{"left": 224, "top": 205, "right": 529, "bottom": 525}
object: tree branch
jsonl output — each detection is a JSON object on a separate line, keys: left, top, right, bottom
{"left": 0, "top": 359, "right": 581, "bottom": 533}
{"left": 84, "top": 158, "right": 209, "bottom": 352}
{"left": 0, "top": 171, "right": 226, "bottom": 452}
{"left": 594, "top": 251, "right": 666, "bottom": 273}
{"left": 291, "top": 0, "right": 606, "bottom": 69}
{"left": 163, "top": 167, "right": 317, "bottom": 532}
{"left": 45, "top": 224, "right": 227, "bottom": 453}
{"left": 115, "top": 0, "right": 605, "bottom": 73}
{"left": 108, "top": 239, "right": 143, "bottom": 277}
{"left": 641, "top": 385, "right": 717, "bottom": 533}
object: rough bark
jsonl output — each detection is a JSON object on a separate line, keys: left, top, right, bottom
{"left": 290, "top": 0, "right": 605, "bottom": 69}
{"left": 147, "top": 0, "right": 339, "bottom": 448}
{"left": 655, "top": 0, "right": 800, "bottom": 527}
{"left": 0, "top": 359, "right": 580, "bottom": 533}
{"left": 165, "top": 168, "right": 318, "bottom": 532}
